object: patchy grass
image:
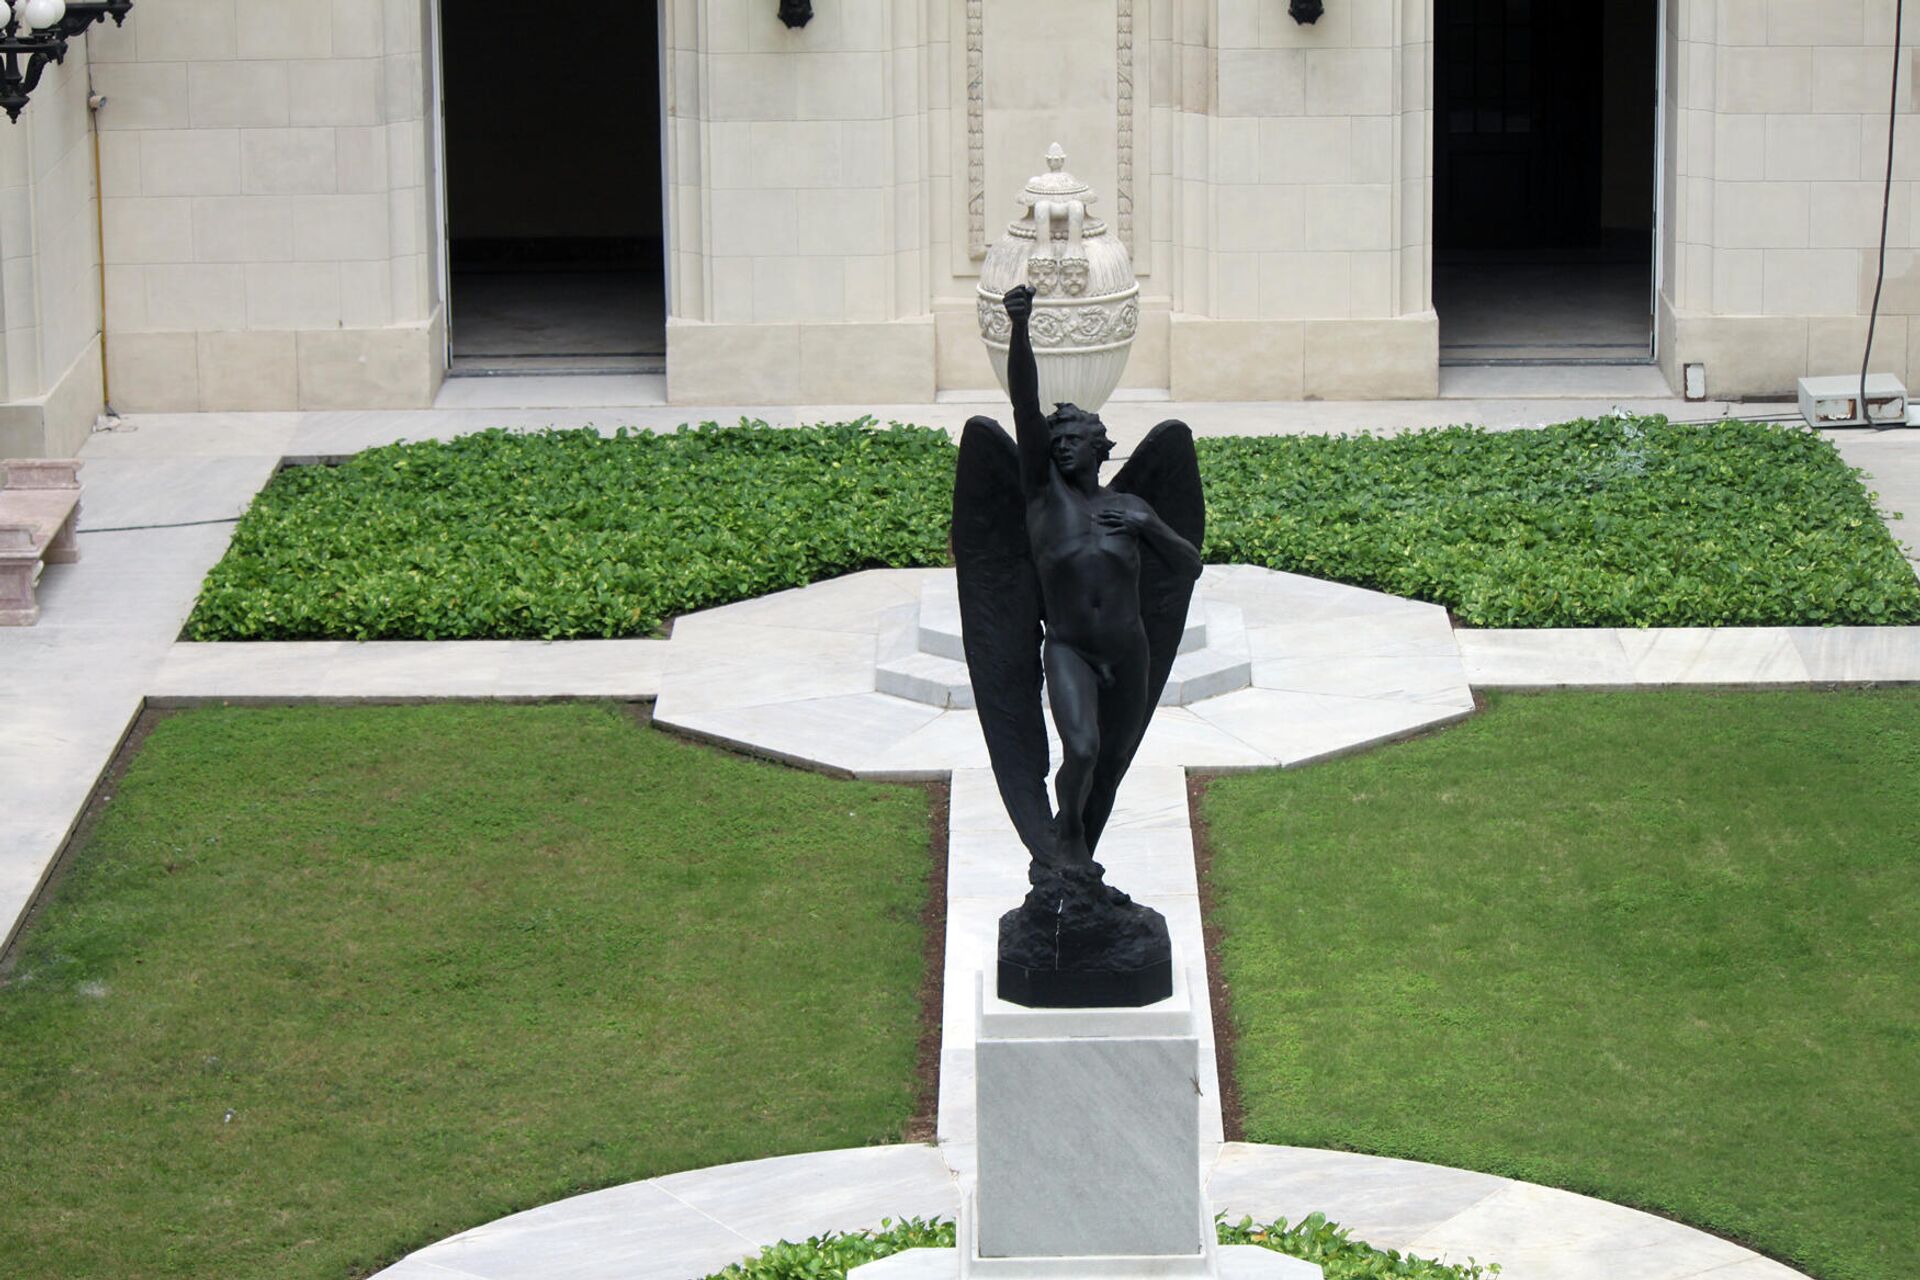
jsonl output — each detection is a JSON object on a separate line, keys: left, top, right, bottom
{"left": 0, "top": 703, "right": 934, "bottom": 1280}
{"left": 1202, "top": 690, "right": 1920, "bottom": 1280}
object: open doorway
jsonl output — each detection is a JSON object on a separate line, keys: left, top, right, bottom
{"left": 1434, "top": 0, "right": 1658, "bottom": 365}
{"left": 439, "top": 0, "right": 665, "bottom": 375}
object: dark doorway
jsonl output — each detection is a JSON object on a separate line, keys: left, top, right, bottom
{"left": 1434, "top": 0, "right": 1658, "bottom": 365}
{"left": 440, "top": 0, "right": 665, "bottom": 375}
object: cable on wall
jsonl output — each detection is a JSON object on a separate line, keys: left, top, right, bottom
{"left": 1862, "top": 0, "right": 1907, "bottom": 430}
{"left": 78, "top": 516, "right": 242, "bottom": 534}
{"left": 86, "top": 45, "right": 119, "bottom": 426}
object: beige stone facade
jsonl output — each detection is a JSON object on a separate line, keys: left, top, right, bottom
{"left": 1662, "top": 0, "right": 1920, "bottom": 397}
{"left": 86, "top": 0, "right": 443, "bottom": 418}
{"left": 0, "top": 43, "right": 105, "bottom": 456}
{"left": 0, "top": 0, "right": 1913, "bottom": 439}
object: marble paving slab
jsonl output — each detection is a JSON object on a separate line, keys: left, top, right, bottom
{"left": 1458, "top": 626, "right": 1920, "bottom": 688}
{"left": 149, "top": 639, "right": 673, "bottom": 703}
{"left": 367, "top": 1141, "right": 1814, "bottom": 1280}
{"left": 386, "top": 1146, "right": 954, "bottom": 1280}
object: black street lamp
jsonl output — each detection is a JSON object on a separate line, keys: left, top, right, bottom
{"left": 0, "top": 0, "right": 133, "bottom": 122}
{"left": 778, "top": 0, "right": 812, "bottom": 29}
{"left": 1289, "top": 0, "right": 1324, "bottom": 23}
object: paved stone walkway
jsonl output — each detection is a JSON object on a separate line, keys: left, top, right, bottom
{"left": 7, "top": 401, "right": 1915, "bottom": 1279}
{"left": 368, "top": 1142, "right": 1809, "bottom": 1280}
{"left": 1458, "top": 625, "right": 1920, "bottom": 686}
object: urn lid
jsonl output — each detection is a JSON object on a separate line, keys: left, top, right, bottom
{"left": 1018, "top": 143, "right": 1097, "bottom": 207}
{"left": 1012, "top": 144, "right": 1107, "bottom": 240}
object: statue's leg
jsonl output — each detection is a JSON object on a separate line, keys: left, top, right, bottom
{"left": 1081, "top": 637, "right": 1152, "bottom": 855}
{"left": 1043, "top": 639, "right": 1103, "bottom": 864}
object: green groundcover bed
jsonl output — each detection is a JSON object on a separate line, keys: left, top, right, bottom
{"left": 701, "top": 1213, "right": 1499, "bottom": 1280}
{"left": 184, "top": 414, "right": 1920, "bottom": 641}
{"left": 0, "top": 704, "right": 934, "bottom": 1280}
{"left": 1202, "top": 689, "right": 1920, "bottom": 1280}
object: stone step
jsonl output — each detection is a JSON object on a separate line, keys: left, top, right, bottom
{"left": 877, "top": 597, "right": 1252, "bottom": 710}
{"left": 1163, "top": 601, "right": 1252, "bottom": 704}
{"left": 877, "top": 648, "right": 979, "bottom": 710}
{"left": 917, "top": 577, "right": 1208, "bottom": 662}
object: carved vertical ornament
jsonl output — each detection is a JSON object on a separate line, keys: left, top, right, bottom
{"left": 966, "top": 0, "right": 1137, "bottom": 260}
{"left": 1116, "top": 0, "right": 1133, "bottom": 249}
{"left": 966, "top": 0, "right": 987, "bottom": 258}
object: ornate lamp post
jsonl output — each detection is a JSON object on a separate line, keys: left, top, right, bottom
{"left": 0, "top": 0, "right": 133, "bottom": 122}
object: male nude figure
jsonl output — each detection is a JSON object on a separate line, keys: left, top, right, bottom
{"left": 1001, "top": 283, "right": 1202, "bottom": 865}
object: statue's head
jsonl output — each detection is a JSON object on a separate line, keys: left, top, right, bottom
{"left": 1047, "top": 403, "right": 1113, "bottom": 480}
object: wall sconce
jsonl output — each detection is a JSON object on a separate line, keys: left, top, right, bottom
{"left": 778, "top": 0, "right": 813, "bottom": 28}
{"left": 1289, "top": 0, "right": 1324, "bottom": 23}
{"left": 0, "top": 0, "right": 133, "bottom": 122}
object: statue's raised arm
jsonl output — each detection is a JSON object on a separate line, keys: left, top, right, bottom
{"left": 1002, "top": 284, "right": 1053, "bottom": 498}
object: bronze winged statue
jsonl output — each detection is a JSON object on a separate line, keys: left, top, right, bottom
{"left": 953, "top": 283, "right": 1206, "bottom": 1007}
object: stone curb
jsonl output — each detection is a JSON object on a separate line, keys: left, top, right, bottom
{"left": 1457, "top": 626, "right": 1920, "bottom": 688}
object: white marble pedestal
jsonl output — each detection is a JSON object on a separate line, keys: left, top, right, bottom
{"left": 975, "top": 963, "right": 1203, "bottom": 1261}
{"left": 852, "top": 961, "right": 1320, "bottom": 1280}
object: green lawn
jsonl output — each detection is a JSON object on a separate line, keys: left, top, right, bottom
{"left": 1201, "top": 690, "right": 1920, "bottom": 1280}
{"left": 0, "top": 704, "right": 935, "bottom": 1280}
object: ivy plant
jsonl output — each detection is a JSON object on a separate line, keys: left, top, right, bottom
{"left": 186, "top": 420, "right": 955, "bottom": 641}
{"left": 701, "top": 1214, "right": 1499, "bottom": 1280}
{"left": 185, "top": 414, "right": 1920, "bottom": 640}
{"left": 1199, "top": 413, "right": 1920, "bottom": 627}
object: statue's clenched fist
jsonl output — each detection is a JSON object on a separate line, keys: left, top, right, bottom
{"left": 1003, "top": 284, "right": 1035, "bottom": 323}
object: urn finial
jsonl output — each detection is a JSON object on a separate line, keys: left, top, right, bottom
{"left": 976, "top": 145, "right": 1141, "bottom": 413}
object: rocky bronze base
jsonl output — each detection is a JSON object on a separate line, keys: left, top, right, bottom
{"left": 995, "top": 859, "right": 1175, "bottom": 1009}
{"left": 997, "top": 949, "right": 1174, "bottom": 1008}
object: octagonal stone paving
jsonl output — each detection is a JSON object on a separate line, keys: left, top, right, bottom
{"left": 651, "top": 566, "right": 1475, "bottom": 777}
{"left": 876, "top": 577, "right": 1251, "bottom": 709}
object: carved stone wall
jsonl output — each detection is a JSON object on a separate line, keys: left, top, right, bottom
{"left": 956, "top": 0, "right": 1136, "bottom": 262}
{"left": 952, "top": 0, "right": 1149, "bottom": 271}
{"left": 932, "top": 0, "right": 1162, "bottom": 391}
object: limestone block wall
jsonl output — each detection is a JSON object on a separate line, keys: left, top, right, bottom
{"left": 1663, "top": 0, "right": 1920, "bottom": 397}
{"left": 87, "top": 0, "right": 443, "bottom": 412}
{"left": 664, "top": 0, "right": 936, "bottom": 404}
{"left": 1161, "top": 0, "right": 1436, "bottom": 399}
{"left": 0, "top": 40, "right": 106, "bottom": 457}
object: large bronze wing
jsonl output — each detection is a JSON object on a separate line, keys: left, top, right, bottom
{"left": 952, "top": 416, "right": 1054, "bottom": 862}
{"left": 1111, "top": 419, "right": 1206, "bottom": 710}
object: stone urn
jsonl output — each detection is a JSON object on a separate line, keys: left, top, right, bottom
{"left": 977, "top": 144, "right": 1139, "bottom": 413}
